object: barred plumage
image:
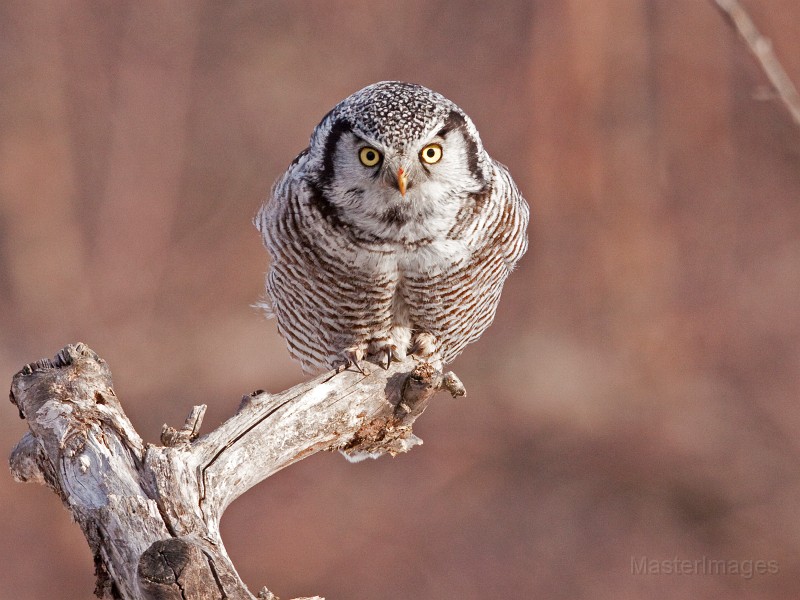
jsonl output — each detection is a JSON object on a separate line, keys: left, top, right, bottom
{"left": 256, "top": 81, "right": 529, "bottom": 373}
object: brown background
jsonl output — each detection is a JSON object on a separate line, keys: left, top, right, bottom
{"left": 2, "top": 1, "right": 800, "bottom": 599}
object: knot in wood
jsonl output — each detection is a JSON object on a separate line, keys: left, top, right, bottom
{"left": 138, "top": 538, "right": 222, "bottom": 600}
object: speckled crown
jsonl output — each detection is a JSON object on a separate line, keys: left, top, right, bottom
{"left": 323, "top": 81, "right": 458, "bottom": 148}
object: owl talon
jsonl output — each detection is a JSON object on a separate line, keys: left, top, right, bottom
{"left": 367, "top": 343, "right": 399, "bottom": 370}
{"left": 383, "top": 348, "right": 391, "bottom": 369}
{"left": 339, "top": 347, "right": 370, "bottom": 376}
{"left": 343, "top": 358, "right": 369, "bottom": 376}
{"left": 352, "top": 360, "right": 370, "bottom": 376}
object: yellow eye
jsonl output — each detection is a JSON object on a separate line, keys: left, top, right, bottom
{"left": 359, "top": 147, "right": 382, "bottom": 167}
{"left": 420, "top": 143, "right": 443, "bottom": 164}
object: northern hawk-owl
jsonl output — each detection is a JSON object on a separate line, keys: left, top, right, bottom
{"left": 256, "top": 81, "right": 529, "bottom": 373}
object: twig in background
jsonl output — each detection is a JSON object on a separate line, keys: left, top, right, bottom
{"left": 714, "top": 0, "right": 800, "bottom": 127}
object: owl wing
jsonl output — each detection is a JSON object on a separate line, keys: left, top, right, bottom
{"left": 489, "top": 160, "right": 530, "bottom": 267}
{"left": 256, "top": 151, "right": 397, "bottom": 373}
{"left": 403, "top": 160, "right": 529, "bottom": 364}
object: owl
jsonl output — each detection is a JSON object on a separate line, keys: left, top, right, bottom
{"left": 256, "top": 81, "right": 529, "bottom": 374}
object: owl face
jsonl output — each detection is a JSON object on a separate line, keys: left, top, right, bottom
{"left": 304, "top": 82, "right": 492, "bottom": 240}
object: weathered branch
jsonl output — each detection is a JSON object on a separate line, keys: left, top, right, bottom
{"left": 8, "top": 343, "right": 463, "bottom": 599}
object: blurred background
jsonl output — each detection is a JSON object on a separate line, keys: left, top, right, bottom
{"left": 2, "top": 1, "right": 800, "bottom": 599}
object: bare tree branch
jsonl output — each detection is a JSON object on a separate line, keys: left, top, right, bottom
{"left": 9, "top": 343, "right": 462, "bottom": 599}
{"left": 714, "top": 0, "right": 800, "bottom": 126}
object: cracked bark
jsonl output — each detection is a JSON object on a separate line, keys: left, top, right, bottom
{"left": 8, "top": 343, "right": 464, "bottom": 600}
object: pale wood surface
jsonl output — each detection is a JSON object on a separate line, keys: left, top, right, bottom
{"left": 10, "top": 344, "right": 460, "bottom": 599}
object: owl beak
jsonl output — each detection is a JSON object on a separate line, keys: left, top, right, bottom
{"left": 396, "top": 167, "right": 408, "bottom": 197}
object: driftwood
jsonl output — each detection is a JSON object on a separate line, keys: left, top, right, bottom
{"left": 8, "top": 343, "right": 465, "bottom": 600}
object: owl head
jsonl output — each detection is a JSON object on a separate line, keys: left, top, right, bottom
{"left": 302, "top": 82, "right": 493, "bottom": 239}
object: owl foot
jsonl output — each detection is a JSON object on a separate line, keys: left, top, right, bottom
{"left": 381, "top": 344, "right": 401, "bottom": 370}
{"left": 366, "top": 343, "right": 400, "bottom": 370}
{"left": 337, "top": 346, "right": 370, "bottom": 376}
{"left": 411, "top": 332, "right": 443, "bottom": 371}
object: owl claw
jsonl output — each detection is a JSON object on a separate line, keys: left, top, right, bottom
{"left": 384, "top": 345, "right": 398, "bottom": 370}
{"left": 338, "top": 347, "right": 370, "bottom": 376}
{"left": 368, "top": 343, "right": 399, "bottom": 370}
{"left": 352, "top": 360, "right": 370, "bottom": 376}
